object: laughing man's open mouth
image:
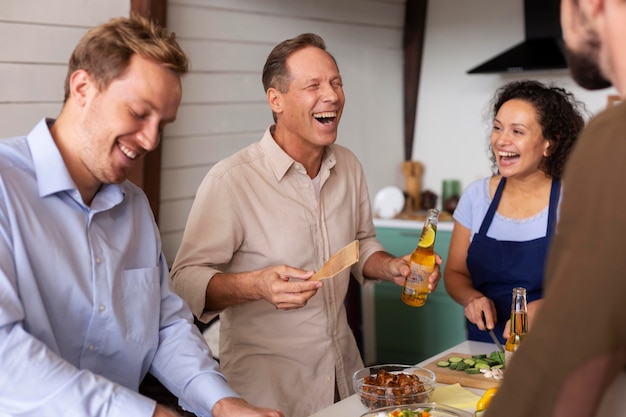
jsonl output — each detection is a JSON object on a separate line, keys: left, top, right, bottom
{"left": 313, "top": 111, "right": 337, "bottom": 125}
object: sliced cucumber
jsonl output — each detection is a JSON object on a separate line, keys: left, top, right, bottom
{"left": 465, "top": 368, "right": 480, "bottom": 374}
{"left": 455, "top": 362, "right": 468, "bottom": 371}
{"left": 448, "top": 356, "right": 464, "bottom": 363}
{"left": 463, "top": 358, "right": 475, "bottom": 367}
{"left": 436, "top": 360, "right": 450, "bottom": 367}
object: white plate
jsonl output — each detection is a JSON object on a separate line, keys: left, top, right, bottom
{"left": 374, "top": 186, "right": 405, "bottom": 219}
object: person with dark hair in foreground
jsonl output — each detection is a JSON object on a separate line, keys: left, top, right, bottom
{"left": 485, "top": 1, "right": 626, "bottom": 416}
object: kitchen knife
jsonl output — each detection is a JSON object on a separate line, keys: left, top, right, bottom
{"left": 482, "top": 311, "right": 505, "bottom": 352}
{"left": 488, "top": 329, "right": 505, "bottom": 353}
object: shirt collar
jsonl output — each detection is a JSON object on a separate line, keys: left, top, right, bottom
{"left": 27, "top": 118, "right": 76, "bottom": 198}
{"left": 260, "top": 125, "right": 337, "bottom": 181}
{"left": 27, "top": 118, "right": 124, "bottom": 208}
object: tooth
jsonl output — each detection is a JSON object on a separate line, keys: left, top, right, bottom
{"left": 313, "top": 111, "right": 337, "bottom": 118}
{"left": 120, "top": 144, "right": 137, "bottom": 159}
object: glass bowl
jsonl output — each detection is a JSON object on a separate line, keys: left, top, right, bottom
{"left": 360, "top": 402, "right": 473, "bottom": 417}
{"left": 353, "top": 364, "right": 436, "bottom": 410}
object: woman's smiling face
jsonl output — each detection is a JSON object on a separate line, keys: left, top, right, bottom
{"left": 490, "top": 98, "right": 550, "bottom": 179}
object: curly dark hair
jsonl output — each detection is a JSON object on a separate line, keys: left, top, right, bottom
{"left": 488, "top": 80, "right": 586, "bottom": 179}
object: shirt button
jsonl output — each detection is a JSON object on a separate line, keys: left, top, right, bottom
{"left": 88, "top": 344, "right": 95, "bottom": 351}
{"left": 98, "top": 304, "right": 106, "bottom": 312}
{"left": 95, "top": 257, "right": 102, "bottom": 264}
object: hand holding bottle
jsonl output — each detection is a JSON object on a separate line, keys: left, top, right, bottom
{"left": 401, "top": 209, "right": 440, "bottom": 307}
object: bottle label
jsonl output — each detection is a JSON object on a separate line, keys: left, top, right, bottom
{"left": 505, "top": 349, "right": 515, "bottom": 366}
{"left": 403, "top": 262, "right": 430, "bottom": 295}
{"left": 402, "top": 261, "right": 432, "bottom": 307}
{"left": 409, "top": 262, "right": 431, "bottom": 283}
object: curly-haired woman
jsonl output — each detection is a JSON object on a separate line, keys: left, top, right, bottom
{"left": 444, "top": 80, "right": 586, "bottom": 344}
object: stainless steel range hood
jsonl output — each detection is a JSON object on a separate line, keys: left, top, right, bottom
{"left": 467, "top": 0, "right": 567, "bottom": 74}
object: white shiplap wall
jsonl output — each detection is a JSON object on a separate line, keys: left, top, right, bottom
{"left": 161, "top": 0, "right": 407, "bottom": 264}
{"left": 0, "top": 0, "right": 129, "bottom": 137}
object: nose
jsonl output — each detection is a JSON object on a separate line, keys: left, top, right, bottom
{"left": 137, "top": 120, "right": 161, "bottom": 152}
{"left": 492, "top": 129, "right": 511, "bottom": 147}
{"left": 321, "top": 82, "right": 340, "bottom": 103}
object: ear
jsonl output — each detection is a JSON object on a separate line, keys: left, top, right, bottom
{"left": 543, "top": 139, "right": 552, "bottom": 157}
{"left": 68, "top": 69, "right": 95, "bottom": 106}
{"left": 581, "top": 0, "right": 603, "bottom": 17}
{"left": 267, "top": 87, "right": 283, "bottom": 116}
{"left": 590, "top": 0, "right": 603, "bottom": 14}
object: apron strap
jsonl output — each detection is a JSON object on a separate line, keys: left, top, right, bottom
{"left": 477, "top": 177, "right": 506, "bottom": 236}
{"left": 546, "top": 179, "right": 561, "bottom": 236}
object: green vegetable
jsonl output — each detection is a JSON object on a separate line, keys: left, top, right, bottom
{"left": 489, "top": 351, "right": 505, "bottom": 365}
{"left": 462, "top": 358, "right": 475, "bottom": 367}
{"left": 439, "top": 352, "right": 506, "bottom": 375}
{"left": 455, "top": 361, "right": 468, "bottom": 371}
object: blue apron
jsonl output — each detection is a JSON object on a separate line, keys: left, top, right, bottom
{"left": 465, "top": 177, "right": 560, "bottom": 343}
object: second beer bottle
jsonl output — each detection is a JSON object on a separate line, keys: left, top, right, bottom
{"left": 401, "top": 208, "right": 439, "bottom": 307}
{"left": 504, "top": 286, "right": 528, "bottom": 365}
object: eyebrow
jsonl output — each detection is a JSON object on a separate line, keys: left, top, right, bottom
{"left": 493, "top": 118, "right": 528, "bottom": 129}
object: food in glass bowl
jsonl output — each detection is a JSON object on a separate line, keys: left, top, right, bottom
{"left": 353, "top": 365, "right": 436, "bottom": 410}
{"left": 359, "top": 403, "right": 473, "bottom": 417}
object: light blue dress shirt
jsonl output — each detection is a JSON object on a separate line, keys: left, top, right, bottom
{"left": 0, "top": 119, "right": 238, "bottom": 417}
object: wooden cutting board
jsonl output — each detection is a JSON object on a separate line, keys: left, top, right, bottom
{"left": 423, "top": 352, "right": 502, "bottom": 390}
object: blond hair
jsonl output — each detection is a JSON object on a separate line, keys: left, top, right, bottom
{"left": 64, "top": 15, "right": 189, "bottom": 101}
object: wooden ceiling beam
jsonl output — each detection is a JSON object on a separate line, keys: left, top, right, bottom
{"left": 403, "top": 0, "right": 428, "bottom": 161}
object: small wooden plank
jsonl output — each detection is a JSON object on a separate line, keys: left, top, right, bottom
{"left": 423, "top": 352, "right": 501, "bottom": 390}
{"left": 311, "top": 240, "right": 359, "bottom": 281}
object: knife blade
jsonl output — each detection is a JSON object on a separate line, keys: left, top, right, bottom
{"left": 482, "top": 311, "right": 505, "bottom": 352}
{"left": 488, "top": 329, "right": 505, "bottom": 353}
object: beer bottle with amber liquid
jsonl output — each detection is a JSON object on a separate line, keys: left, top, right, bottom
{"left": 504, "top": 287, "right": 528, "bottom": 366}
{"left": 401, "top": 208, "right": 439, "bottom": 307}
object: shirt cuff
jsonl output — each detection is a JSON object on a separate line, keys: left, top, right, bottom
{"left": 178, "top": 373, "right": 241, "bottom": 416}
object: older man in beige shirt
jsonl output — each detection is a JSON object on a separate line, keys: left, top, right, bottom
{"left": 170, "top": 33, "right": 441, "bottom": 417}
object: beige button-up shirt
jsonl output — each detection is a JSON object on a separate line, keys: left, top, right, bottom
{"left": 171, "top": 126, "right": 385, "bottom": 417}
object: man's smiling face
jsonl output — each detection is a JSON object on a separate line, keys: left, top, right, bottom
{"left": 273, "top": 46, "right": 345, "bottom": 151}
{"left": 78, "top": 54, "right": 181, "bottom": 188}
